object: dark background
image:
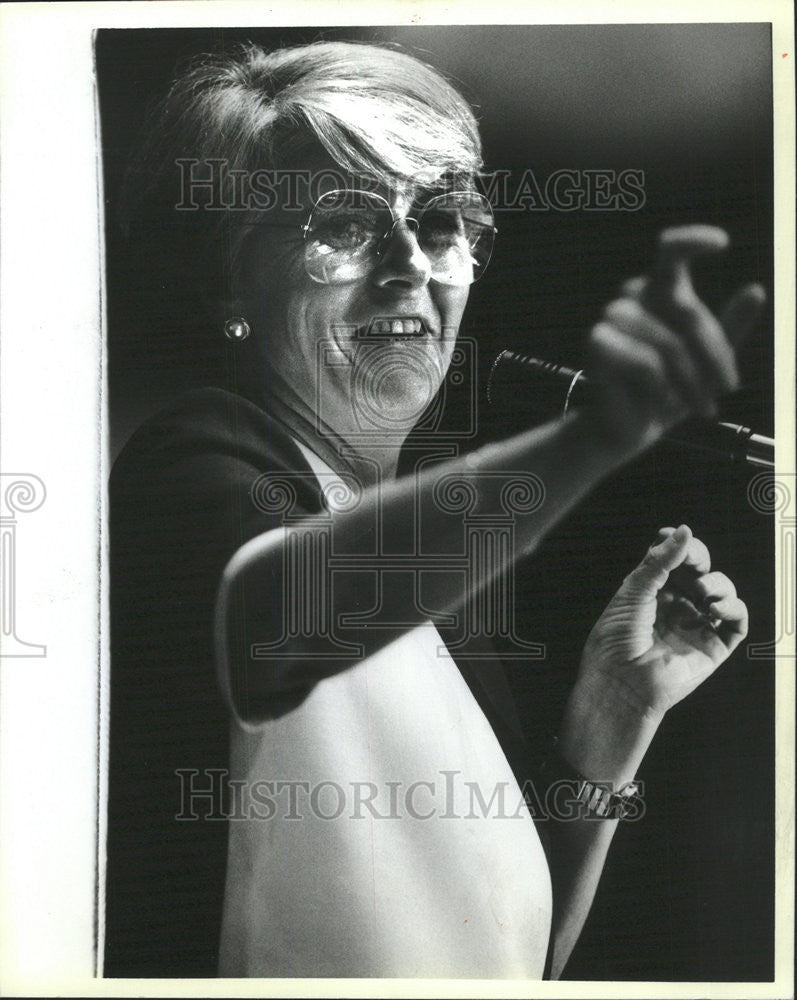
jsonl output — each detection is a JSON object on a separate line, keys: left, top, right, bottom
{"left": 97, "top": 24, "right": 775, "bottom": 981}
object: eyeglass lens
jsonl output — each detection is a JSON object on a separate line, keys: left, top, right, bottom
{"left": 303, "top": 189, "right": 495, "bottom": 286}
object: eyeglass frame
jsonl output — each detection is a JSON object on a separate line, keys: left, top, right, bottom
{"left": 245, "top": 186, "right": 498, "bottom": 286}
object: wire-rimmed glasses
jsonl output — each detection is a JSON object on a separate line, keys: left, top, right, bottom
{"left": 298, "top": 188, "right": 497, "bottom": 286}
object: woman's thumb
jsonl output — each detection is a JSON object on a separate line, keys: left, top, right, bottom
{"left": 620, "top": 524, "right": 693, "bottom": 598}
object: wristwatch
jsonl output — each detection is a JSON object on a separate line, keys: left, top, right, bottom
{"left": 537, "top": 737, "right": 644, "bottom": 820}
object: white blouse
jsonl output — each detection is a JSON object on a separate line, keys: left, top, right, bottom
{"left": 218, "top": 440, "right": 552, "bottom": 978}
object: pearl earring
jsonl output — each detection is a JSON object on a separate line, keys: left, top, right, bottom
{"left": 224, "top": 317, "right": 251, "bottom": 341}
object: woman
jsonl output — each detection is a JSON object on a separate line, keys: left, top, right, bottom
{"left": 105, "top": 40, "right": 764, "bottom": 978}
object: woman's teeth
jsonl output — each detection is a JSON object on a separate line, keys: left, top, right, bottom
{"left": 370, "top": 318, "right": 424, "bottom": 336}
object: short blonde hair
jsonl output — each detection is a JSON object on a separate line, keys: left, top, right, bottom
{"left": 119, "top": 41, "right": 483, "bottom": 329}
{"left": 167, "top": 40, "right": 483, "bottom": 182}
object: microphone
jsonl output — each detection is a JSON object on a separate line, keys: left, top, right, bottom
{"left": 486, "top": 349, "right": 774, "bottom": 469}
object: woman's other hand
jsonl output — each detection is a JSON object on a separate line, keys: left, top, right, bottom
{"left": 559, "top": 525, "right": 748, "bottom": 783}
{"left": 576, "top": 524, "right": 748, "bottom": 719}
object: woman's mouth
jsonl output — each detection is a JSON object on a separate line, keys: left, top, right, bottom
{"left": 367, "top": 316, "right": 427, "bottom": 337}
{"left": 356, "top": 315, "right": 435, "bottom": 342}
{"left": 330, "top": 316, "right": 439, "bottom": 362}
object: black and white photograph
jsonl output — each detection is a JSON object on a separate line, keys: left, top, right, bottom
{"left": 0, "top": 3, "right": 793, "bottom": 995}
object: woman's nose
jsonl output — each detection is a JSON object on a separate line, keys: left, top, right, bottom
{"left": 372, "top": 218, "right": 432, "bottom": 289}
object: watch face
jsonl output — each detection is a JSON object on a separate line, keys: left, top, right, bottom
{"left": 577, "top": 781, "right": 612, "bottom": 816}
{"left": 577, "top": 780, "right": 643, "bottom": 819}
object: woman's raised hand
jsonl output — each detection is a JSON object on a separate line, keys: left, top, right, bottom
{"left": 586, "top": 225, "right": 766, "bottom": 457}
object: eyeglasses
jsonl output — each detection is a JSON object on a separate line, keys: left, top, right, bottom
{"left": 298, "top": 188, "right": 497, "bottom": 286}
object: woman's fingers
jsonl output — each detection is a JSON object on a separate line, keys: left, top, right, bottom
{"left": 663, "top": 529, "right": 711, "bottom": 574}
{"left": 654, "top": 531, "right": 748, "bottom": 653}
{"left": 646, "top": 227, "right": 751, "bottom": 398}
{"left": 652, "top": 225, "right": 730, "bottom": 287}
{"left": 602, "top": 297, "right": 713, "bottom": 416}
{"left": 707, "top": 595, "right": 749, "bottom": 652}
{"left": 619, "top": 524, "right": 693, "bottom": 599}
{"left": 624, "top": 526, "right": 724, "bottom": 605}
{"left": 644, "top": 228, "right": 740, "bottom": 397}
{"left": 588, "top": 321, "right": 667, "bottom": 399}
{"left": 720, "top": 282, "right": 767, "bottom": 348}
{"left": 690, "top": 570, "right": 737, "bottom": 606}
{"left": 619, "top": 275, "right": 648, "bottom": 299}
{"left": 591, "top": 226, "right": 765, "bottom": 454}
{"left": 587, "top": 321, "right": 688, "bottom": 445}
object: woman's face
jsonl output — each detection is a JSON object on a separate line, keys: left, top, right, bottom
{"left": 234, "top": 155, "right": 470, "bottom": 439}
